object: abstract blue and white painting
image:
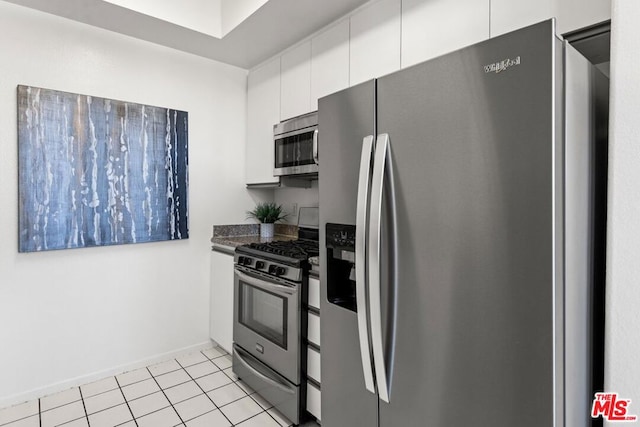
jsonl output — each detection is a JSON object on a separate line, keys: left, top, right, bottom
{"left": 18, "top": 85, "right": 189, "bottom": 252}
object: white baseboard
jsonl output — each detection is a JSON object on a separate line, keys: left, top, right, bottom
{"left": 0, "top": 340, "right": 216, "bottom": 409}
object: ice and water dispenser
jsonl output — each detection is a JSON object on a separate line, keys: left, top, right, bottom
{"left": 326, "top": 223, "right": 357, "bottom": 312}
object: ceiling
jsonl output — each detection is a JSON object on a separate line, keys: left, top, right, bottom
{"left": 2, "top": 0, "right": 371, "bottom": 69}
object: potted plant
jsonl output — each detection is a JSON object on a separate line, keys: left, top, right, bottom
{"left": 247, "top": 202, "right": 288, "bottom": 238}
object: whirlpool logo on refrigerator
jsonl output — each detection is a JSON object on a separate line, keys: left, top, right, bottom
{"left": 484, "top": 56, "right": 521, "bottom": 74}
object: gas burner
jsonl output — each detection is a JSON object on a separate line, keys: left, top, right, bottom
{"left": 246, "top": 240, "right": 319, "bottom": 260}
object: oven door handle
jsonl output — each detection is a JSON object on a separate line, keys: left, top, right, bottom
{"left": 235, "top": 269, "right": 296, "bottom": 296}
{"left": 234, "top": 344, "right": 296, "bottom": 395}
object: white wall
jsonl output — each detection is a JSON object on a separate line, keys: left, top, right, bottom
{"left": 0, "top": 2, "right": 255, "bottom": 406}
{"left": 274, "top": 183, "right": 320, "bottom": 225}
{"left": 605, "top": 0, "right": 640, "bottom": 417}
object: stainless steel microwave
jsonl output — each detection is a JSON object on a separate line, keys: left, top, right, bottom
{"left": 274, "top": 111, "right": 318, "bottom": 177}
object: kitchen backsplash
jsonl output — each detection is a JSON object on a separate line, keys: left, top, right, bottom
{"left": 274, "top": 181, "right": 319, "bottom": 225}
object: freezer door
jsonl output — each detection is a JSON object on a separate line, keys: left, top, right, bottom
{"left": 318, "top": 80, "right": 379, "bottom": 427}
{"left": 375, "top": 21, "right": 563, "bottom": 426}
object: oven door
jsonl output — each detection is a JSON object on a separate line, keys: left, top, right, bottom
{"left": 233, "top": 266, "right": 301, "bottom": 384}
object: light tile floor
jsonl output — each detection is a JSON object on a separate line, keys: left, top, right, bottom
{"left": 0, "top": 346, "right": 320, "bottom": 427}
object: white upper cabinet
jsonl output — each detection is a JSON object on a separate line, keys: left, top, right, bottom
{"left": 490, "top": 0, "right": 554, "bottom": 37}
{"left": 401, "top": 0, "right": 490, "bottom": 68}
{"left": 554, "top": 0, "right": 611, "bottom": 35}
{"left": 311, "top": 19, "right": 350, "bottom": 110}
{"left": 246, "top": 57, "right": 280, "bottom": 185}
{"left": 281, "top": 41, "right": 312, "bottom": 120}
{"left": 350, "top": 0, "right": 401, "bottom": 86}
{"left": 491, "top": 0, "right": 610, "bottom": 38}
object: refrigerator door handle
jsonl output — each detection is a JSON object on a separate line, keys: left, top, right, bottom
{"left": 356, "top": 135, "right": 376, "bottom": 394}
{"left": 369, "top": 133, "right": 397, "bottom": 403}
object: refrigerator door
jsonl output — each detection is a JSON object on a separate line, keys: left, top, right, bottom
{"left": 319, "top": 80, "right": 379, "bottom": 427}
{"left": 375, "top": 21, "right": 562, "bottom": 426}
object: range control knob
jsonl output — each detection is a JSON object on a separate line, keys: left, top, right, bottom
{"left": 243, "top": 257, "right": 253, "bottom": 266}
{"left": 256, "top": 261, "right": 265, "bottom": 269}
{"left": 268, "top": 265, "right": 277, "bottom": 275}
{"left": 275, "top": 267, "right": 287, "bottom": 276}
{"left": 237, "top": 256, "right": 245, "bottom": 265}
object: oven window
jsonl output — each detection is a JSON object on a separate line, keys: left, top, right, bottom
{"left": 275, "top": 130, "right": 315, "bottom": 169}
{"left": 239, "top": 282, "right": 288, "bottom": 349}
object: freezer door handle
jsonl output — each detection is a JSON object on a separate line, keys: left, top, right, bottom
{"left": 369, "top": 133, "right": 397, "bottom": 403}
{"left": 356, "top": 135, "right": 376, "bottom": 394}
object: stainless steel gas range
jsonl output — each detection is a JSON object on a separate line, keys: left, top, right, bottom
{"left": 232, "top": 217, "right": 319, "bottom": 425}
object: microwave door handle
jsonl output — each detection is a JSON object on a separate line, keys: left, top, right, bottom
{"left": 233, "top": 344, "right": 296, "bottom": 395}
{"left": 313, "top": 129, "right": 319, "bottom": 165}
{"left": 235, "top": 269, "right": 296, "bottom": 296}
{"left": 356, "top": 135, "right": 376, "bottom": 394}
{"left": 369, "top": 133, "right": 397, "bottom": 404}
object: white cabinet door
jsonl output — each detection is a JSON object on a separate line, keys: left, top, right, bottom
{"left": 490, "top": 0, "right": 554, "bottom": 37}
{"left": 308, "top": 311, "right": 321, "bottom": 347}
{"left": 401, "top": 0, "right": 490, "bottom": 68}
{"left": 311, "top": 19, "right": 350, "bottom": 111}
{"left": 307, "top": 381, "right": 322, "bottom": 421}
{"left": 350, "top": 0, "right": 401, "bottom": 86}
{"left": 307, "top": 346, "right": 321, "bottom": 383}
{"left": 281, "top": 41, "right": 312, "bottom": 120}
{"left": 554, "top": 0, "right": 611, "bottom": 35}
{"left": 308, "top": 277, "right": 320, "bottom": 311}
{"left": 210, "top": 250, "right": 235, "bottom": 353}
{"left": 246, "top": 57, "right": 280, "bottom": 185}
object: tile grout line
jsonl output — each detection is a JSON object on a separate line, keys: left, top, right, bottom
{"left": 77, "top": 387, "right": 89, "bottom": 427}
{"left": 145, "top": 365, "right": 186, "bottom": 426}
{"left": 211, "top": 351, "right": 284, "bottom": 424}
{"left": 201, "top": 350, "right": 287, "bottom": 426}
{"left": 264, "top": 408, "right": 291, "bottom": 427}
{"left": 114, "top": 376, "right": 139, "bottom": 427}
{"left": 0, "top": 348, "right": 233, "bottom": 427}
{"left": 174, "top": 352, "right": 235, "bottom": 426}
{"left": 235, "top": 411, "right": 266, "bottom": 427}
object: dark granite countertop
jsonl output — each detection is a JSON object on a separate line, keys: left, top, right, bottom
{"left": 211, "top": 224, "right": 298, "bottom": 254}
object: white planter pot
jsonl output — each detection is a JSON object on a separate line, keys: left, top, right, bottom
{"left": 260, "top": 223, "right": 275, "bottom": 239}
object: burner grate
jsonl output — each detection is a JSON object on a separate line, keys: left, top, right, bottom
{"left": 246, "top": 239, "right": 319, "bottom": 260}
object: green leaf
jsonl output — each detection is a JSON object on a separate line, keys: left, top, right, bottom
{"left": 246, "top": 202, "right": 289, "bottom": 224}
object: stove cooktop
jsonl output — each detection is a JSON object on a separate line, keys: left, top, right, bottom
{"left": 245, "top": 239, "right": 319, "bottom": 259}
{"left": 235, "top": 238, "right": 319, "bottom": 268}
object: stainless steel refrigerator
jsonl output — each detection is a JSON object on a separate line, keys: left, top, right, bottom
{"left": 318, "top": 20, "right": 608, "bottom": 427}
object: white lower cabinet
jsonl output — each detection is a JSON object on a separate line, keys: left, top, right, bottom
{"left": 307, "top": 311, "right": 321, "bottom": 347}
{"left": 307, "top": 346, "right": 321, "bottom": 383}
{"left": 308, "top": 277, "right": 320, "bottom": 311}
{"left": 210, "top": 249, "right": 234, "bottom": 353}
{"left": 307, "top": 381, "right": 322, "bottom": 421}
{"left": 307, "top": 273, "right": 321, "bottom": 422}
